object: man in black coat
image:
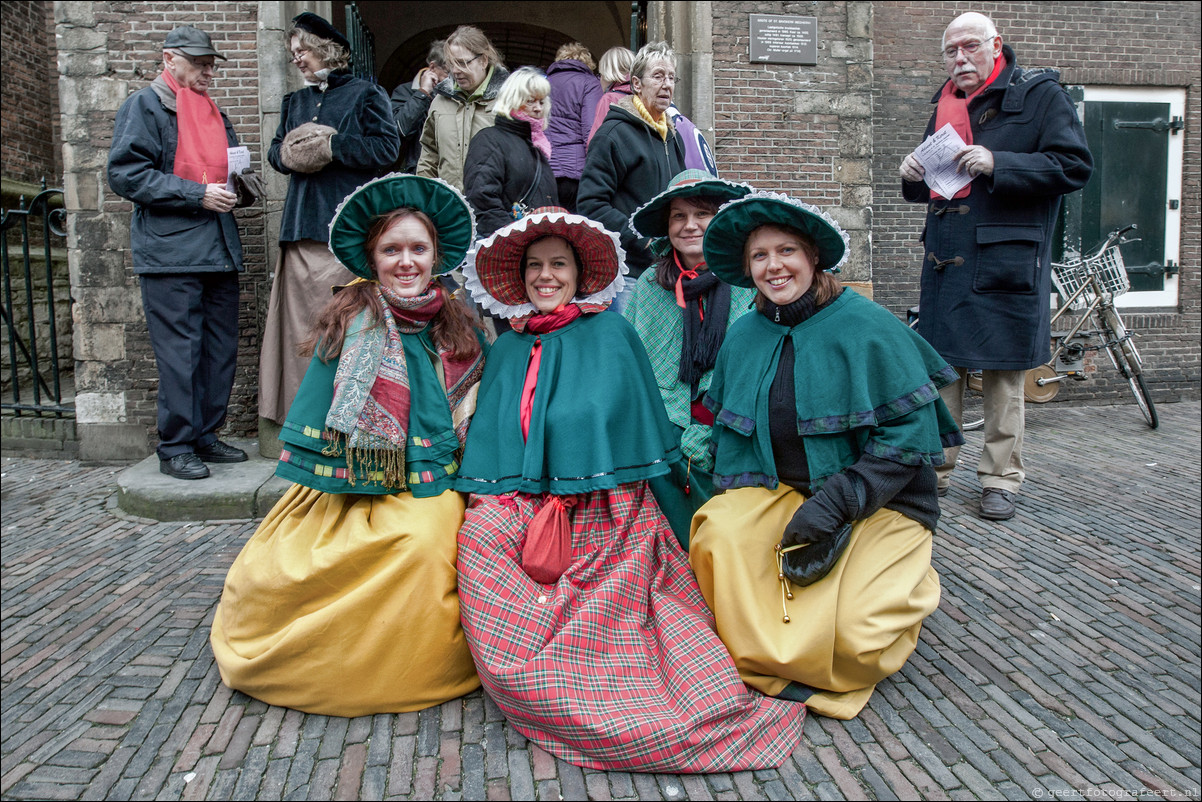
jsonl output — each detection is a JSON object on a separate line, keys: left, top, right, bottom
{"left": 108, "top": 26, "right": 248, "bottom": 480}
{"left": 899, "top": 12, "right": 1093, "bottom": 520}
{"left": 390, "top": 40, "right": 448, "bottom": 174}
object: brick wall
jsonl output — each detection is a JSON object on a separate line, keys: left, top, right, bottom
{"left": 1, "top": 0, "right": 61, "bottom": 185}
{"left": 869, "top": 2, "right": 1200, "bottom": 406}
{"left": 57, "top": 1, "right": 266, "bottom": 458}
{"left": 710, "top": 2, "right": 874, "bottom": 283}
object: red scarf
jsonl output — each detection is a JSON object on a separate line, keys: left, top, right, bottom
{"left": 384, "top": 282, "right": 446, "bottom": 331}
{"left": 162, "top": 69, "right": 228, "bottom": 185}
{"left": 517, "top": 302, "right": 584, "bottom": 585}
{"left": 673, "top": 251, "right": 705, "bottom": 318}
{"left": 519, "top": 305, "right": 582, "bottom": 442}
{"left": 931, "top": 52, "right": 1007, "bottom": 199}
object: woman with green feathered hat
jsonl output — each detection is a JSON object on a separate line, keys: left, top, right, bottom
{"left": 624, "top": 169, "right": 757, "bottom": 547}
{"left": 211, "top": 174, "right": 487, "bottom": 716}
{"left": 691, "top": 190, "right": 963, "bottom": 720}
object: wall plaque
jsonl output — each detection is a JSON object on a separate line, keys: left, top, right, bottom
{"left": 749, "top": 14, "right": 818, "bottom": 66}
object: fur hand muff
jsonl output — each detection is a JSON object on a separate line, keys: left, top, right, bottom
{"left": 281, "top": 123, "right": 337, "bottom": 173}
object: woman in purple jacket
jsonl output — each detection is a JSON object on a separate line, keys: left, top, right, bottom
{"left": 545, "top": 43, "right": 602, "bottom": 213}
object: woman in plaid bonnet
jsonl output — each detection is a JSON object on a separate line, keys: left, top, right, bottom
{"left": 450, "top": 207, "right": 803, "bottom": 771}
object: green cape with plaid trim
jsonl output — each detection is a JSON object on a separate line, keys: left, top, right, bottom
{"left": 277, "top": 328, "right": 483, "bottom": 496}
{"left": 704, "top": 289, "right": 963, "bottom": 492}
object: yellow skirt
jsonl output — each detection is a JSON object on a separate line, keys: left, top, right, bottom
{"left": 210, "top": 485, "right": 480, "bottom": 716}
{"left": 690, "top": 485, "right": 940, "bottom": 719}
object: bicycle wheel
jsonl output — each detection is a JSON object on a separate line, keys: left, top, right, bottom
{"left": 960, "top": 371, "right": 984, "bottom": 430}
{"left": 1098, "top": 306, "right": 1158, "bottom": 428}
{"left": 1128, "top": 373, "right": 1159, "bottom": 429}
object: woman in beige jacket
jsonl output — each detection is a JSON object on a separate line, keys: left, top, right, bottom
{"left": 417, "top": 25, "right": 509, "bottom": 192}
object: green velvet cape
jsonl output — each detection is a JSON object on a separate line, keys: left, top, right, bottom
{"left": 455, "top": 313, "right": 680, "bottom": 496}
{"left": 276, "top": 329, "right": 476, "bottom": 497}
{"left": 704, "top": 289, "right": 962, "bottom": 492}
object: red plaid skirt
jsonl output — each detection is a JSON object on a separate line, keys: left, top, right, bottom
{"left": 457, "top": 482, "right": 804, "bottom": 772}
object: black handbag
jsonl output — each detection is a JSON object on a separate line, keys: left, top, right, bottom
{"left": 230, "top": 168, "right": 265, "bottom": 208}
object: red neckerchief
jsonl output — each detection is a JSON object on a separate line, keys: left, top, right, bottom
{"left": 162, "top": 69, "right": 228, "bottom": 185}
{"left": 382, "top": 282, "right": 445, "bottom": 332}
{"left": 931, "top": 52, "right": 1008, "bottom": 199}
{"left": 519, "top": 305, "right": 583, "bottom": 441}
{"left": 674, "top": 251, "right": 705, "bottom": 320}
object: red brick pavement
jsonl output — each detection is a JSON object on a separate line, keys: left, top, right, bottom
{"left": 2, "top": 402, "right": 1199, "bottom": 800}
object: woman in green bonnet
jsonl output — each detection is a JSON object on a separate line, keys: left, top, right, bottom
{"left": 211, "top": 174, "right": 486, "bottom": 716}
{"left": 623, "top": 169, "right": 756, "bottom": 547}
{"left": 691, "top": 190, "right": 963, "bottom": 720}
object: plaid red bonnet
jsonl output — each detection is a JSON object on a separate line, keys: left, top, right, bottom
{"left": 470, "top": 207, "right": 621, "bottom": 307}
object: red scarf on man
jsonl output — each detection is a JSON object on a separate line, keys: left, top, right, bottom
{"left": 163, "top": 68, "right": 228, "bottom": 185}
{"left": 931, "top": 51, "right": 1007, "bottom": 199}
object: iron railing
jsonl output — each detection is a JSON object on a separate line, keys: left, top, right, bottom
{"left": 1, "top": 185, "right": 72, "bottom": 417}
{"left": 345, "top": 2, "right": 376, "bottom": 83}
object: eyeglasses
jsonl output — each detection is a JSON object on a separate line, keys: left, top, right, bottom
{"left": 639, "top": 71, "right": 676, "bottom": 85}
{"left": 942, "top": 39, "right": 991, "bottom": 61}
{"left": 174, "top": 52, "right": 218, "bottom": 72}
{"left": 447, "top": 53, "right": 483, "bottom": 71}
{"left": 290, "top": 48, "right": 310, "bottom": 63}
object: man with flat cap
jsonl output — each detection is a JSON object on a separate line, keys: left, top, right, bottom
{"left": 108, "top": 26, "right": 248, "bottom": 479}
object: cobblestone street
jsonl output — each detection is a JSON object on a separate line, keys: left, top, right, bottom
{"left": 2, "top": 401, "right": 1199, "bottom": 801}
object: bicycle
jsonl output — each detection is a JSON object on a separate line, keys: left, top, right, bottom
{"left": 1031, "top": 224, "right": 1158, "bottom": 428}
{"left": 906, "top": 307, "right": 985, "bottom": 432}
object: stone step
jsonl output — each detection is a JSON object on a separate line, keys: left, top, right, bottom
{"left": 114, "top": 438, "right": 290, "bottom": 521}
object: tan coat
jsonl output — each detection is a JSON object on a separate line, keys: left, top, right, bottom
{"left": 416, "top": 67, "right": 509, "bottom": 192}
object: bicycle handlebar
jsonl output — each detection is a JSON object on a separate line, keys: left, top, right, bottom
{"left": 1089, "top": 224, "right": 1138, "bottom": 260}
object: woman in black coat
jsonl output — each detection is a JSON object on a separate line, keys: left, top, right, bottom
{"left": 260, "top": 13, "right": 400, "bottom": 429}
{"left": 464, "top": 67, "right": 559, "bottom": 238}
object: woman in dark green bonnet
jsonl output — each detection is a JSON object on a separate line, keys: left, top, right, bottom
{"left": 211, "top": 175, "right": 485, "bottom": 717}
{"left": 623, "top": 169, "right": 757, "bottom": 546}
{"left": 691, "top": 190, "right": 963, "bottom": 720}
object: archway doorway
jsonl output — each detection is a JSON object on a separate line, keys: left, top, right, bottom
{"left": 333, "top": 1, "right": 643, "bottom": 92}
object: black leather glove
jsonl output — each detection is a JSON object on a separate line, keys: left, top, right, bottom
{"left": 779, "top": 471, "right": 862, "bottom": 587}
{"left": 231, "top": 168, "right": 265, "bottom": 208}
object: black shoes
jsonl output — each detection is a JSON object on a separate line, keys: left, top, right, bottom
{"left": 160, "top": 441, "right": 247, "bottom": 479}
{"left": 160, "top": 453, "right": 210, "bottom": 480}
{"left": 980, "top": 488, "right": 1016, "bottom": 520}
{"left": 195, "top": 440, "right": 248, "bottom": 463}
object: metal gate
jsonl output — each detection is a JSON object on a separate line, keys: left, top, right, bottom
{"left": 345, "top": 1, "right": 376, "bottom": 82}
{"left": 1, "top": 185, "right": 73, "bottom": 417}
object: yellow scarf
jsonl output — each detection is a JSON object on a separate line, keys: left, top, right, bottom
{"left": 632, "top": 96, "right": 669, "bottom": 141}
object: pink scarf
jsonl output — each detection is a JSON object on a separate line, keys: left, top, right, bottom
{"left": 162, "top": 69, "right": 228, "bottom": 185}
{"left": 512, "top": 110, "right": 552, "bottom": 161}
{"left": 931, "top": 52, "right": 1008, "bottom": 199}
